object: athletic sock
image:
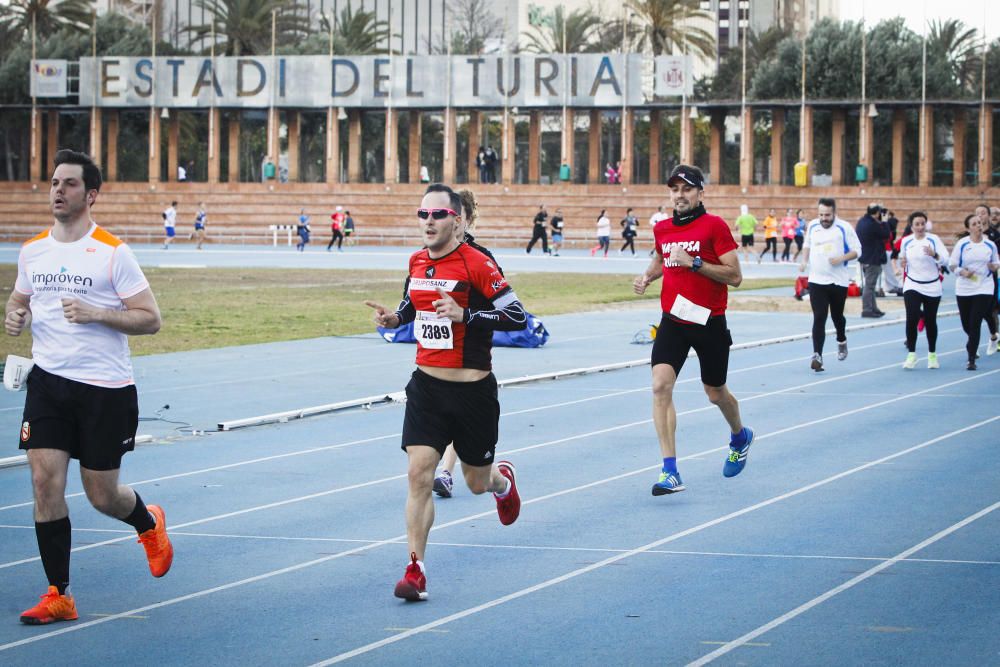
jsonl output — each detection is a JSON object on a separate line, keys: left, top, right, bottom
{"left": 730, "top": 428, "right": 749, "bottom": 448}
{"left": 35, "top": 517, "right": 71, "bottom": 595}
{"left": 494, "top": 477, "right": 512, "bottom": 498}
{"left": 122, "top": 491, "right": 156, "bottom": 534}
{"left": 662, "top": 457, "right": 678, "bottom": 474}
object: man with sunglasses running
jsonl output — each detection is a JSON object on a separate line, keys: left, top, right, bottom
{"left": 365, "top": 184, "right": 526, "bottom": 602}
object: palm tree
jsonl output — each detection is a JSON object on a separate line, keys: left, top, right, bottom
{"left": 187, "top": 0, "right": 309, "bottom": 56}
{"left": 626, "top": 0, "right": 714, "bottom": 59}
{"left": 926, "top": 18, "right": 981, "bottom": 91}
{"left": 320, "top": 6, "right": 391, "bottom": 55}
{"left": 521, "top": 6, "right": 604, "bottom": 54}
{"left": 3, "top": 0, "right": 95, "bottom": 41}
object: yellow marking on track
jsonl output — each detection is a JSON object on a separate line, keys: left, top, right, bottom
{"left": 868, "top": 626, "right": 915, "bottom": 633}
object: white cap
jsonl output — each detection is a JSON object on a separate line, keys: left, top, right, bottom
{"left": 336, "top": 206, "right": 343, "bottom": 211}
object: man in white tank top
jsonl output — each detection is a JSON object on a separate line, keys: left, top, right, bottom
{"left": 4, "top": 149, "right": 173, "bottom": 625}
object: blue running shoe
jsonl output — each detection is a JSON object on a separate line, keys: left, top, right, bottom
{"left": 651, "top": 470, "right": 685, "bottom": 496}
{"left": 723, "top": 427, "right": 754, "bottom": 478}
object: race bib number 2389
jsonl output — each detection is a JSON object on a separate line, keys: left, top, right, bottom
{"left": 415, "top": 311, "right": 454, "bottom": 349}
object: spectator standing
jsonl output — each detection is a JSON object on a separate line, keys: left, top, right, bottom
{"left": 733, "top": 204, "right": 758, "bottom": 263}
{"left": 620, "top": 208, "right": 639, "bottom": 255}
{"left": 856, "top": 203, "right": 890, "bottom": 317}
{"left": 550, "top": 208, "right": 565, "bottom": 256}
{"left": 177, "top": 163, "right": 187, "bottom": 182}
{"left": 591, "top": 210, "right": 611, "bottom": 257}
{"left": 484, "top": 146, "right": 497, "bottom": 183}
{"left": 476, "top": 146, "right": 487, "bottom": 184}
{"left": 882, "top": 209, "right": 903, "bottom": 295}
{"left": 162, "top": 201, "right": 177, "bottom": 249}
{"left": 526, "top": 205, "right": 550, "bottom": 255}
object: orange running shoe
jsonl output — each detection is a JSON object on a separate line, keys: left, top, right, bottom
{"left": 138, "top": 504, "right": 173, "bottom": 578}
{"left": 20, "top": 586, "right": 78, "bottom": 625}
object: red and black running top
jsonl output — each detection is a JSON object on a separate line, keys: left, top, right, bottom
{"left": 395, "top": 243, "right": 525, "bottom": 370}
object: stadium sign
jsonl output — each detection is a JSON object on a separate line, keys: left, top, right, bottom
{"left": 74, "top": 54, "right": 689, "bottom": 108}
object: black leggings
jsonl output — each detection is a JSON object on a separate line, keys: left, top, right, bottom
{"left": 903, "top": 290, "right": 940, "bottom": 353}
{"left": 621, "top": 236, "right": 635, "bottom": 254}
{"left": 781, "top": 237, "right": 793, "bottom": 261}
{"left": 956, "top": 294, "right": 996, "bottom": 361}
{"left": 760, "top": 238, "right": 777, "bottom": 261}
{"left": 808, "top": 282, "right": 848, "bottom": 354}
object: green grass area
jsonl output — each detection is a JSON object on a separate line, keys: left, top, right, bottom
{"left": 1, "top": 264, "right": 789, "bottom": 357}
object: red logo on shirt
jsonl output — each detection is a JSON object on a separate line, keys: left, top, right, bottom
{"left": 86, "top": 248, "right": 97, "bottom": 252}
{"left": 20, "top": 421, "right": 30, "bottom": 442}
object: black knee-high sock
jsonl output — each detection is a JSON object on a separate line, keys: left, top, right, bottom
{"left": 35, "top": 517, "right": 71, "bottom": 594}
{"left": 121, "top": 491, "right": 155, "bottom": 534}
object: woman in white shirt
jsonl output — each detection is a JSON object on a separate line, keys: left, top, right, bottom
{"left": 591, "top": 209, "right": 611, "bottom": 258}
{"left": 949, "top": 216, "right": 1000, "bottom": 370}
{"left": 898, "top": 211, "right": 946, "bottom": 369}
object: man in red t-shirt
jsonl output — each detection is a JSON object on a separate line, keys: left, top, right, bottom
{"left": 365, "top": 183, "right": 525, "bottom": 602}
{"left": 633, "top": 164, "right": 754, "bottom": 496}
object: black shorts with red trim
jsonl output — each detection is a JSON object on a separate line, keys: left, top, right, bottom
{"left": 19, "top": 366, "right": 139, "bottom": 471}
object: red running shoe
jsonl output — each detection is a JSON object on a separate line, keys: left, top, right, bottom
{"left": 20, "top": 586, "right": 78, "bottom": 625}
{"left": 394, "top": 552, "right": 427, "bottom": 601}
{"left": 917, "top": 317, "right": 925, "bottom": 332}
{"left": 494, "top": 461, "right": 521, "bottom": 526}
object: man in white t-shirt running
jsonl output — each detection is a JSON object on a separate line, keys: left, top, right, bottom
{"left": 648, "top": 205, "right": 668, "bottom": 255}
{"left": 4, "top": 149, "right": 173, "bottom": 626}
{"left": 162, "top": 200, "right": 177, "bottom": 249}
{"left": 798, "top": 197, "right": 862, "bottom": 372}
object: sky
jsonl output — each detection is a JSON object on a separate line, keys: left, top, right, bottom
{"left": 840, "top": 0, "right": 999, "bottom": 40}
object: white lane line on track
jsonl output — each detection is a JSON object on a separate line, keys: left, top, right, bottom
{"left": 0, "top": 378, "right": 994, "bottom": 654}
{"left": 687, "top": 498, "right": 1000, "bottom": 666}
{"left": 0, "top": 350, "right": 985, "bottom": 568}
{"left": 0, "top": 330, "right": 938, "bottom": 512}
{"left": 5, "top": 524, "right": 995, "bottom": 567}
{"left": 306, "top": 415, "right": 1000, "bottom": 666}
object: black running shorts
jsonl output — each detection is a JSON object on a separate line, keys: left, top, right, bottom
{"left": 402, "top": 369, "right": 500, "bottom": 466}
{"left": 650, "top": 313, "right": 733, "bottom": 387}
{"left": 740, "top": 234, "right": 754, "bottom": 247}
{"left": 19, "top": 366, "right": 139, "bottom": 471}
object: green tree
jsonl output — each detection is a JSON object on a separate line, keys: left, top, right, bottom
{"left": 521, "top": 6, "right": 604, "bottom": 54}
{"left": 282, "top": 7, "right": 392, "bottom": 55}
{"left": 700, "top": 25, "right": 792, "bottom": 101}
{"left": 187, "top": 0, "right": 309, "bottom": 55}
{"left": 750, "top": 18, "right": 958, "bottom": 101}
{"left": 2, "top": 0, "right": 95, "bottom": 42}
{"left": 448, "top": 0, "right": 503, "bottom": 54}
{"left": 626, "top": 0, "right": 714, "bottom": 58}
{"left": 926, "top": 19, "right": 981, "bottom": 93}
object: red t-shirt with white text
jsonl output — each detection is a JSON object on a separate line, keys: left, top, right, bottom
{"left": 653, "top": 212, "right": 738, "bottom": 320}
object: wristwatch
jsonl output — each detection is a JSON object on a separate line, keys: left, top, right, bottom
{"left": 690, "top": 257, "right": 704, "bottom": 272}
